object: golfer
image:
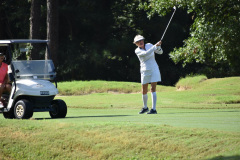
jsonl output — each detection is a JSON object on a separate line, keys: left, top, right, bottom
{"left": 0, "top": 53, "right": 11, "bottom": 108}
{"left": 133, "top": 35, "right": 163, "bottom": 114}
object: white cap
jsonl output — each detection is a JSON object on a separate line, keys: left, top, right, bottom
{"left": 133, "top": 35, "right": 145, "bottom": 44}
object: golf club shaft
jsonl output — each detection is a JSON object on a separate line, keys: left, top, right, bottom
{"left": 160, "top": 7, "right": 176, "bottom": 41}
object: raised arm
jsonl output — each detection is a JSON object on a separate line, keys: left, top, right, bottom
{"left": 135, "top": 44, "right": 158, "bottom": 57}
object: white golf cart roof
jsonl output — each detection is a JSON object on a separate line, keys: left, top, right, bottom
{"left": 0, "top": 39, "right": 49, "bottom": 46}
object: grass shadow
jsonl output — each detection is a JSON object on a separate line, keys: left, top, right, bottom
{"left": 34, "top": 115, "right": 131, "bottom": 120}
{"left": 208, "top": 155, "right": 240, "bottom": 160}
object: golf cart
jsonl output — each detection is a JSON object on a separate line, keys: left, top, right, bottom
{"left": 0, "top": 39, "right": 67, "bottom": 119}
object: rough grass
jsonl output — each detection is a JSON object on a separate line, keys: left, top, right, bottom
{"left": 57, "top": 80, "right": 140, "bottom": 95}
{"left": 57, "top": 80, "right": 174, "bottom": 95}
{"left": 176, "top": 75, "right": 208, "bottom": 90}
{"left": 0, "top": 119, "right": 240, "bottom": 160}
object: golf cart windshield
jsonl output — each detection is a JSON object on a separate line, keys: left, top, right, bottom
{"left": 12, "top": 60, "right": 56, "bottom": 80}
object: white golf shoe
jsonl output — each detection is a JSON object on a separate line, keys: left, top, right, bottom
{"left": 0, "top": 102, "right": 4, "bottom": 109}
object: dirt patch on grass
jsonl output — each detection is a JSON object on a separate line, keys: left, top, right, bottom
{"left": 177, "top": 86, "right": 192, "bottom": 91}
{"left": 199, "top": 77, "right": 207, "bottom": 83}
{"left": 107, "top": 91, "right": 140, "bottom": 94}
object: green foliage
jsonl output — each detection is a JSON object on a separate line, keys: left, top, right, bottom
{"left": 139, "top": 0, "right": 240, "bottom": 74}
{"left": 0, "top": 0, "right": 194, "bottom": 85}
{"left": 4, "top": 0, "right": 238, "bottom": 84}
{"left": 0, "top": 0, "right": 43, "bottom": 39}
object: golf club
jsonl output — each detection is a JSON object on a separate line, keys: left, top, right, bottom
{"left": 160, "top": 6, "right": 176, "bottom": 41}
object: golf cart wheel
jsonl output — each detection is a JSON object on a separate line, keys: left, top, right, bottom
{"left": 49, "top": 99, "right": 67, "bottom": 118}
{"left": 14, "top": 99, "right": 33, "bottom": 119}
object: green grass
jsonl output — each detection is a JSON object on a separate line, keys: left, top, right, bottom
{"left": 0, "top": 76, "right": 240, "bottom": 159}
{"left": 58, "top": 77, "right": 240, "bottom": 109}
{"left": 58, "top": 77, "right": 240, "bottom": 106}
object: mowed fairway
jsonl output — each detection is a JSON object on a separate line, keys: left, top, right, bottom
{"left": 0, "top": 77, "right": 240, "bottom": 159}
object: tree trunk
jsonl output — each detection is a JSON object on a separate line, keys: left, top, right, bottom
{"left": 29, "top": 0, "right": 41, "bottom": 60}
{"left": 46, "top": 0, "right": 59, "bottom": 66}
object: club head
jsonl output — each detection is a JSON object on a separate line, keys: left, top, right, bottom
{"left": 173, "top": 6, "right": 176, "bottom": 10}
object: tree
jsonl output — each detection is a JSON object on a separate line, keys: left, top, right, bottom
{"left": 29, "top": 0, "right": 41, "bottom": 60}
{"left": 46, "top": 0, "right": 59, "bottom": 65}
{"left": 2, "top": 0, "right": 194, "bottom": 85}
{"left": 139, "top": 0, "right": 240, "bottom": 77}
{"left": 55, "top": 0, "right": 192, "bottom": 84}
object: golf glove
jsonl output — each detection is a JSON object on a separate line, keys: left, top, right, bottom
{"left": 154, "top": 46, "right": 163, "bottom": 55}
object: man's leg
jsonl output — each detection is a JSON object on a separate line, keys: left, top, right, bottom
{"left": 5, "top": 84, "right": 12, "bottom": 93}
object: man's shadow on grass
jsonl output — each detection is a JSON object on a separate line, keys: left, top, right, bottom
{"left": 33, "top": 110, "right": 240, "bottom": 120}
{"left": 34, "top": 115, "right": 131, "bottom": 120}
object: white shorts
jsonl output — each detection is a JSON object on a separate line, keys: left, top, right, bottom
{"left": 141, "top": 68, "right": 161, "bottom": 84}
